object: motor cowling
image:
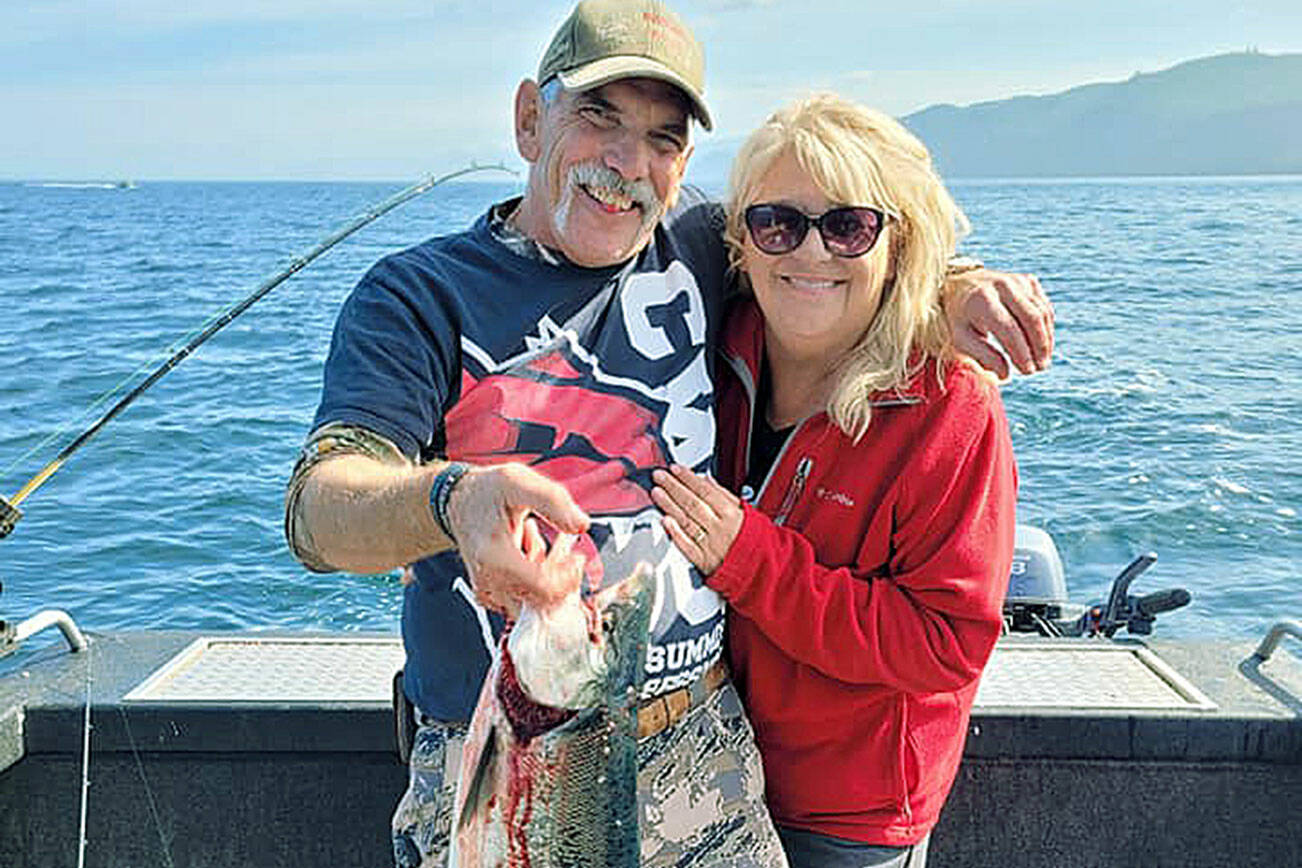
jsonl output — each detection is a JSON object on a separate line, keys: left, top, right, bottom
{"left": 1004, "top": 525, "right": 1069, "bottom": 632}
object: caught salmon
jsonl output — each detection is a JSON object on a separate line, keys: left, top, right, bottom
{"left": 451, "top": 564, "right": 653, "bottom": 868}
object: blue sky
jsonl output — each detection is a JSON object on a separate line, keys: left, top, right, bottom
{"left": 3, "top": 0, "right": 1299, "bottom": 180}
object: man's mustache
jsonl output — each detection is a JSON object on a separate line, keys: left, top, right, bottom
{"left": 568, "top": 161, "right": 661, "bottom": 214}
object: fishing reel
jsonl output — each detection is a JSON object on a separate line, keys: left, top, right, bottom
{"left": 0, "top": 495, "right": 21, "bottom": 540}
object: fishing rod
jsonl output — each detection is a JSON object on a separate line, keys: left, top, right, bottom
{"left": 0, "top": 163, "right": 515, "bottom": 540}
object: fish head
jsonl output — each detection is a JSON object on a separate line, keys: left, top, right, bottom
{"left": 507, "top": 561, "right": 654, "bottom": 710}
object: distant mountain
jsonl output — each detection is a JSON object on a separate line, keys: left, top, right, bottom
{"left": 904, "top": 51, "right": 1302, "bottom": 178}
{"left": 683, "top": 52, "right": 1302, "bottom": 184}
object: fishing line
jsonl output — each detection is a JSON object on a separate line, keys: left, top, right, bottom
{"left": 77, "top": 638, "right": 92, "bottom": 868}
{"left": 3, "top": 218, "right": 362, "bottom": 483}
{"left": 1, "top": 316, "right": 221, "bottom": 483}
{"left": 71, "top": 641, "right": 178, "bottom": 868}
{"left": 0, "top": 163, "right": 515, "bottom": 539}
{"left": 117, "top": 704, "right": 177, "bottom": 868}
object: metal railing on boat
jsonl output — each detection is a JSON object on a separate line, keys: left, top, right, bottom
{"left": 1253, "top": 619, "right": 1302, "bottom": 663}
{"left": 0, "top": 608, "right": 87, "bottom": 656}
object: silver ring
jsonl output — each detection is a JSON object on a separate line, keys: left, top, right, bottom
{"left": 693, "top": 526, "right": 707, "bottom": 544}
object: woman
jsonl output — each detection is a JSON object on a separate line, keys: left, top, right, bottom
{"left": 651, "top": 93, "right": 1017, "bottom": 868}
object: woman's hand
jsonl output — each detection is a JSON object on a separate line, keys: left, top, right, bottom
{"left": 651, "top": 465, "right": 744, "bottom": 575}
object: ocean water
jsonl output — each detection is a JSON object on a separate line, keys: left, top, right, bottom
{"left": 0, "top": 176, "right": 1298, "bottom": 659}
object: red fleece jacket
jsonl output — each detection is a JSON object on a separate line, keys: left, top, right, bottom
{"left": 711, "top": 300, "right": 1017, "bottom": 846}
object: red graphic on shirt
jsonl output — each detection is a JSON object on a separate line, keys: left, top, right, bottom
{"left": 445, "top": 350, "right": 669, "bottom": 518}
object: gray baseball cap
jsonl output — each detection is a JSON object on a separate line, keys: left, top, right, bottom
{"left": 537, "top": 0, "right": 713, "bottom": 131}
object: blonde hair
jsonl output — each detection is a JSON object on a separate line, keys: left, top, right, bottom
{"left": 725, "top": 93, "right": 970, "bottom": 441}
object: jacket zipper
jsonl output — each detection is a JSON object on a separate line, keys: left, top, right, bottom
{"left": 724, "top": 345, "right": 818, "bottom": 523}
{"left": 772, "top": 455, "right": 812, "bottom": 527}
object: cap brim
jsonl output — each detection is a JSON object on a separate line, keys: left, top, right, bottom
{"left": 557, "top": 56, "right": 713, "bottom": 132}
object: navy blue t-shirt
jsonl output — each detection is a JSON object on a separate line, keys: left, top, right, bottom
{"left": 313, "top": 187, "right": 731, "bottom": 720}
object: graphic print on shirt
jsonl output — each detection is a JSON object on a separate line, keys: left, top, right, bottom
{"left": 443, "top": 260, "right": 724, "bottom": 697}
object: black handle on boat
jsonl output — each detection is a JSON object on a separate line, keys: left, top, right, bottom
{"left": 1136, "top": 587, "right": 1191, "bottom": 617}
{"left": 0, "top": 163, "right": 515, "bottom": 540}
{"left": 1122, "top": 585, "right": 1191, "bottom": 636}
{"left": 1101, "top": 552, "right": 1158, "bottom": 626}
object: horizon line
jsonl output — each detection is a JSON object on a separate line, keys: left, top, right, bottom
{"left": 7, "top": 172, "right": 1302, "bottom": 185}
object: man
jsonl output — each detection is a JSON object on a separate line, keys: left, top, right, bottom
{"left": 284, "top": 2, "right": 1053, "bottom": 866}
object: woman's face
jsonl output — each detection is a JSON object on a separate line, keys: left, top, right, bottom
{"left": 741, "top": 149, "right": 892, "bottom": 364}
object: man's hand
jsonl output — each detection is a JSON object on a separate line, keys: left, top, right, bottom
{"left": 943, "top": 268, "right": 1054, "bottom": 379}
{"left": 445, "top": 463, "right": 590, "bottom": 612}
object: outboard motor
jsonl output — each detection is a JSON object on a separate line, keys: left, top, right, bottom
{"left": 1004, "top": 525, "right": 1072, "bottom": 634}
{"left": 1003, "top": 525, "right": 1192, "bottom": 637}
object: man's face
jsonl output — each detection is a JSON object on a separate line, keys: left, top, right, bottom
{"left": 515, "top": 77, "right": 694, "bottom": 268}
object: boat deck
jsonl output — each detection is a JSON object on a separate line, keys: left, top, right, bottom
{"left": 2, "top": 630, "right": 1299, "bottom": 867}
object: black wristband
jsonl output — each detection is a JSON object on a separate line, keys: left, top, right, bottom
{"left": 428, "top": 462, "right": 470, "bottom": 544}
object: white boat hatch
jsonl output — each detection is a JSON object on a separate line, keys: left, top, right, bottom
{"left": 976, "top": 641, "right": 1217, "bottom": 711}
{"left": 122, "top": 637, "right": 1214, "bottom": 710}
{"left": 123, "top": 636, "right": 405, "bottom": 703}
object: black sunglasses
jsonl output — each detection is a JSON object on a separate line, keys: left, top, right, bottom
{"left": 743, "top": 203, "right": 889, "bottom": 258}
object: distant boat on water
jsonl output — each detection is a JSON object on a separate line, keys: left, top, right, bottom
{"left": 25, "top": 180, "right": 136, "bottom": 189}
